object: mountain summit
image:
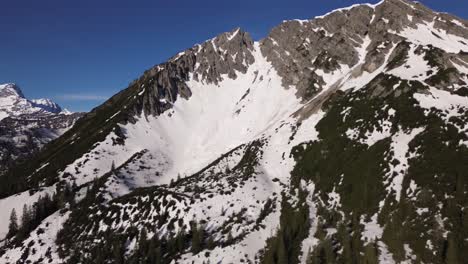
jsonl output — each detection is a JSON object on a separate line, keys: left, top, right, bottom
{"left": 0, "top": 83, "right": 82, "bottom": 174}
{"left": 0, "top": 83, "right": 25, "bottom": 98}
{"left": 0, "top": 0, "right": 467, "bottom": 263}
{"left": 0, "top": 83, "right": 66, "bottom": 120}
{"left": 31, "top": 98, "right": 63, "bottom": 114}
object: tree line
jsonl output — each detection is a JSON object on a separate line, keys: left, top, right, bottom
{"left": 6, "top": 182, "right": 75, "bottom": 244}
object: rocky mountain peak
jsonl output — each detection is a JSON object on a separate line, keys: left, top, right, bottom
{"left": 0, "top": 83, "right": 82, "bottom": 177}
{"left": 0, "top": 83, "right": 25, "bottom": 98}
{"left": 123, "top": 27, "right": 256, "bottom": 118}
{"left": 31, "top": 98, "right": 63, "bottom": 114}
{"left": 258, "top": 0, "right": 468, "bottom": 105}
{"left": 164, "top": 26, "right": 255, "bottom": 82}
{"left": 0, "top": 83, "right": 69, "bottom": 120}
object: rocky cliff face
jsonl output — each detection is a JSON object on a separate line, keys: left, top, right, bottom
{"left": 129, "top": 28, "right": 255, "bottom": 118}
{"left": 261, "top": 0, "right": 468, "bottom": 104}
{"left": 0, "top": 0, "right": 467, "bottom": 263}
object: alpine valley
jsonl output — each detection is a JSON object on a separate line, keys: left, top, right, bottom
{"left": 1, "top": 0, "right": 467, "bottom": 263}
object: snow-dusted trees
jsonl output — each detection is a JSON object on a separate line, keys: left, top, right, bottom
{"left": 111, "top": 160, "right": 116, "bottom": 172}
{"left": 6, "top": 187, "right": 73, "bottom": 243}
{"left": 6, "top": 209, "right": 18, "bottom": 239}
{"left": 261, "top": 192, "right": 310, "bottom": 264}
{"left": 190, "top": 222, "right": 204, "bottom": 254}
{"left": 17, "top": 204, "right": 33, "bottom": 240}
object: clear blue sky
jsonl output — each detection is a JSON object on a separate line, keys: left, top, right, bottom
{"left": 0, "top": 0, "right": 466, "bottom": 112}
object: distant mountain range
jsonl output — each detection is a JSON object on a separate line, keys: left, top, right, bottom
{"left": 0, "top": 0, "right": 468, "bottom": 263}
{"left": 0, "top": 83, "right": 82, "bottom": 173}
{"left": 0, "top": 83, "right": 69, "bottom": 120}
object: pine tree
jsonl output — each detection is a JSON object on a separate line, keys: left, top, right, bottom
{"left": 262, "top": 245, "right": 275, "bottom": 264}
{"left": 154, "top": 246, "right": 162, "bottom": 264}
{"left": 206, "top": 236, "right": 215, "bottom": 249}
{"left": 43, "top": 193, "right": 54, "bottom": 215}
{"left": 112, "top": 239, "right": 124, "bottom": 264}
{"left": 21, "top": 205, "right": 31, "bottom": 230}
{"left": 56, "top": 190, "right": 67, "bottom": 209}
{"left": 146, "top": 237, "right": 157, "bottom": 264}
{"left": 445, "top": 233, "right": 459, "bottom": 264}
{"left": 65, "top": 182, "right": 76, "bottom": 207}
{"left": 176, "top": 230, "right": 186, "bottom": 251}
{"left": 6, "top": 208, "right": 18, "bottom": 239}
{"left": 111, "top": 161, "right": 115, "bottom": 173}
{"left": 226, "top": 231, "right": 235, "bottom": 244}
{"left": 305, "top": 248, "right": 313, "bottom": 264}
{"left": 35, "top": 196, "right": 46, "bottom": 224}
{"left": 338, "top": 223, "right": 353, "bottom": 264}
{"left": 137, "top": 228, "right": 148, "bottom": 262}
{"left": 191, "top": 222, "right": 204, "bottom": 253}
{"left": 139, "top": 228, "right": 148, "bottom": 246}
{"left": 363, "top": 242, "right": 379, "bottom": 264}
{"left": 277, "top": 233, "right": 288, "bottom": 264}
{"left": 16, "top": 204, "right": 32, "bottom": 241}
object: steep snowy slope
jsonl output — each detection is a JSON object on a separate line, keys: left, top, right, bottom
{"left": 1, "top": 0, "right": 468, "bottom": 263}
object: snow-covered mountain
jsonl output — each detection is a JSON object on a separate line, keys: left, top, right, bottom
{"left": 30, "top": 98, "right": 63, "bottom": 114}
{"left": 0, "top": 83, "right": 82, "bottom": 173}
{"left": 0, "top": 83, "right": 67, "bottom": 120}
{"left": 1, "top": 0, "right": 467, "bottom": 263}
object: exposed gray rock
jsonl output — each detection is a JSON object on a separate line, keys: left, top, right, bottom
{"left": 129, "top": 28, "right": 255, "bottom": 118}
{"left": 259, "top": 4, "right": 375, "bottom": 100}
{"left": 0, "top": 112, "right": 83, "bottom": 173}
{"left": 111, "top": 0, "right": 468, "bottom": 122}
{"left": 257, "top": 0, "right": 468, "bottom": 102}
